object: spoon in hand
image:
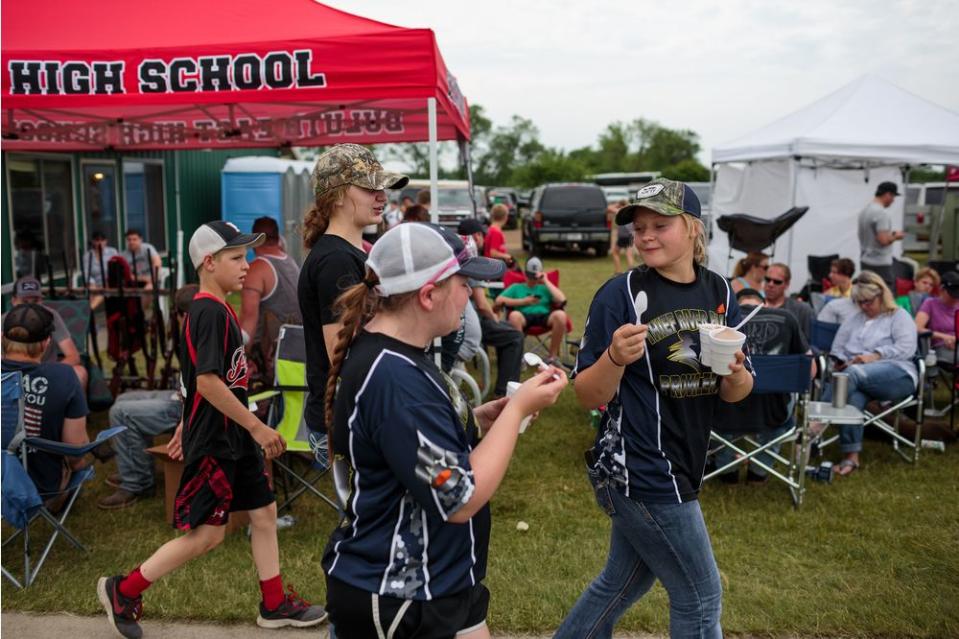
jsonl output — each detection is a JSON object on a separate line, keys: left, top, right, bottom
{"left": 523, "top": 352, "right": 564, "bottom": 379}
{"left": 634, "top": 291, "right": 648, "bottom": 324}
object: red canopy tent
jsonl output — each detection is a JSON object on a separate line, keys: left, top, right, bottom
{"left": 1, "top": 0, "right": 471, "bottom": 151}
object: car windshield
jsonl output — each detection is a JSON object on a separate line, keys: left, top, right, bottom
{"left": 541, "top": 187, "right": 606, "bottom": 209}
{"left": 438, "top": 188, "right": 473, "bottom": 208}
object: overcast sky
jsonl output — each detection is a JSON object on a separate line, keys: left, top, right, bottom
{"left": 327, "top": 0, "right": 959, "bottom": 163}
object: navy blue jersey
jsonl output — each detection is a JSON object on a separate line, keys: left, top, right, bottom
{"left": 323, "top": 331, "right": 490, "bottom": 601}
{"left": 180, "top": 293, "right": 255, "bottom": 464}
{"left": 574, "top": 265, "right": 749, "bottom": 503}
{"left": 2, "top": 359, "right": 88, "bottom": 496}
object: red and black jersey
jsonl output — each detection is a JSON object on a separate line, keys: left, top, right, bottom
{"left": 180, "top": 292, "right": 256, "bottom": 464}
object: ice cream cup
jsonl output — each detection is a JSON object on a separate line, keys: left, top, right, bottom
{"left": 697, "top": 323, "right": 724, "bottom": 368}
{"left": 506, "top": 381, "right": 533, "bottom": 433}
{"left": 708, "top": 326, "right": 746, "bottom": 376}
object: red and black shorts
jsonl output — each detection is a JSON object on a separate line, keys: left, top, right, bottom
{"left": 173, "top": 454, "right": 274, "bottom": 530}
{"left": 325, "top": 576, "right": 489, "bottom": 639}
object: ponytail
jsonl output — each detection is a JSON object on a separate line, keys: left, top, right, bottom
{"left": 303, "top": 184, "right": 350, "bottom": 249}
{"left": 324, "top": 270, "right": 381, "bottom": 448}
{"left": 323, "top": 271, "right": 425, "bottom": 456}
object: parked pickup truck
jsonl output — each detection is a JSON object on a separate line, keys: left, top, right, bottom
{"left": 522, "top": 183, "right": 610, "bottom": 255}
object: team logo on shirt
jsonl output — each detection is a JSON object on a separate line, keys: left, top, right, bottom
{"left": 645, "top": 308, "right": 725, "bottom": 399}
{"left": 225, "top": 346, "right": 249, "bottom": 390}
{"left": 666, "top": 334, "right": 700, "bottom": 371}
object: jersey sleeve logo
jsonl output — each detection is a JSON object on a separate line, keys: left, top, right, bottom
{"left": 226, "top": 346, "right": 250, "bottom": 390}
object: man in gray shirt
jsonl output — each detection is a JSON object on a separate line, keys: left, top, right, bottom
{"left": 763, "top": 263, "right": 815, "bottom": 343}
{"left": 858, "top": 181, "right": 904, "bottom": 287}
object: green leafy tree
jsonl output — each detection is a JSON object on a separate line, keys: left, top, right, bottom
{"left": 474, "top": 115, "right": 545, "bottom": 185}
{"left": 511, "top": 149, "right": 588, "bottom": 188}
{"left": 661, "top": 158, "right": 710, "bottom": 182}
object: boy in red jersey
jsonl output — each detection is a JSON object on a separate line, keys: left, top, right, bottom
{"left": 97, "top": 222, "right": 326, "bottom": 639}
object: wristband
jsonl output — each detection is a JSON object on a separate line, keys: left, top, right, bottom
{"left": 606, "top": 347, "right": 624, "bottom": 367}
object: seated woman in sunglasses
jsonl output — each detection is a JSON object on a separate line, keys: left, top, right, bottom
{"left": 819, "top": 271, "right": 918, "bottom": 476}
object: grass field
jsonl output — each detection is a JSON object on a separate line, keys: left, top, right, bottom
{"left": 4, "top": 247, "right": 958, "bottom": 637}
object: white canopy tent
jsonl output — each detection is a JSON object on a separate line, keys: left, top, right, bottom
{"left": 710, "top": 75, "right": 959, "bottom": 287}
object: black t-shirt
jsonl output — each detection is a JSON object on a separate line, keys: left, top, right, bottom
{"left": 574, "top": 265, "right": 750, "bottom": 503}
{"left": 180, "top": 293, "right": 255, "bottom": 464}
{"left": 323, "top": 331, "right": 490, "bottom": 600}
{"left": 297, "top": 234, "right": 367, "bottom": 432}
{"left": 2, "top": 359, "right": 88, "bottom": 496}
{"left": 715, "top": 305, "right": 807, "bottom": 430}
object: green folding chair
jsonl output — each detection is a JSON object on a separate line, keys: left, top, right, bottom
{"left": 249, "top": 324, "right": 340, "bottom": 514}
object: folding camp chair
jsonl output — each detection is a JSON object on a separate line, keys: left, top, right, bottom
{"left": 500, "top": 269, "right": 575, "bottom": 366}
{"left": 1, "top": 371, "right": 124, "bottom": 588}
{"left": 716, "top": 207, "right": 809, "bottom": 274}
{"left": 813, "top": 354, "right": 926, "bottom": 464}
{"left": 806, "top": 254, "right": 839, "bottom": 295}
{"left": 450, "top": 349, "right": 492, "bottom": 407}
{"left": 248, "top": 325, "right": 340, "bottom": 515}
{"left": 808, "top": 319, "right": 840, "bottom": 399}
{"left": 706, "top": 354, "right": 813, "bottom": 507}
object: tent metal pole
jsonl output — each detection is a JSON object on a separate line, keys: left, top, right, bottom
{"left": 463, "top": 140, "right": 477, "bottom": 218}
{"left": 428, "top": 97, "right": 439, "bottom": 226}
{"left": 787, "top": 158, "right": 799, "bottom": 268}
{"left": 427, "top": 97, "right": 442, "bottom": 368}
{"left": 174, "top": 152, "right": 184, "bottom": 288}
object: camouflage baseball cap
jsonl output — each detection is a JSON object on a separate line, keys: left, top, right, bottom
{"left": 615, "top": 178, "right": 702, "bottom": 225}
{"left": 311, "top": 144, "right": 409, "bottom": 196}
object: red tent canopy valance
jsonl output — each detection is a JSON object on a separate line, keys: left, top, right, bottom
{"left": 1, "top": 0, "right": 470, "bottom": 151}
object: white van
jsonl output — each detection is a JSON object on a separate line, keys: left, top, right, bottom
{"left": 400, "top": 179, "right": 479, "bottom": 228}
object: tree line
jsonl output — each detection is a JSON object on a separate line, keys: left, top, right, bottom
{"left": 381, "top": 104, "right": 711, "bottom": 188}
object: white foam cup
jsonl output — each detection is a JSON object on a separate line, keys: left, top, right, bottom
{"left": 708, "top": 326, "right": 746, "bottom": 376}
{"left": 506, "top": 381, "right": 533, "bottom": 433}
{"left": 697, "top": 323, "right": 724, "bottom": 367}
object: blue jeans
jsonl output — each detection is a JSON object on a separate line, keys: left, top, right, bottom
{"left": 109, "top": 391, "right": 182, "bottom": 493}
{"left": 714, "top": 422, "right": 791, "bottom": 478}
{"left": 554, "top": 488, "right": 722, "bottom": 639}
{"left": 821, "top": 361, "right": 915, "bottom": 453}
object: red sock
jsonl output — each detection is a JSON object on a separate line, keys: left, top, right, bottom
{"left": 260, "top": 574, "right": 284, "bottom": 610}
{"left": 118, "top": 567, "right": 152, "bottom": 599}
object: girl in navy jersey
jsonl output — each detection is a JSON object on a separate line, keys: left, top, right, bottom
{"left": 322, "top": 223, "right": 567, "bottom": 639}
{"left": 555, "top": 179, "right": 753, "bottom": 639}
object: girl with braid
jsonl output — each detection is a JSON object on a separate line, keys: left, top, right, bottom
{"left": 321, "top": 223, "right": 567, "bottom": 639}
{"left": 297, "top": 144, "right": 408, "bottom": 461}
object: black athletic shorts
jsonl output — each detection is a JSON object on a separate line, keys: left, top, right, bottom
{"left": 616, "top": 235, "right": 632, "bottom": 248}
{"left": 523, "top": 312, "right": 552, "bottom": 329}
{"left": 326, "top": 575, "right": 489, "bottom": 639}
{"left": 173, "top": 454, "right": 274, "bottom": 530}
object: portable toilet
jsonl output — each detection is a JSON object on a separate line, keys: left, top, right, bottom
{"left": 221, "top": 157, "right": 313, "bottom": 265}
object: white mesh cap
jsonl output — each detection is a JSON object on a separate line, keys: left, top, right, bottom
{"left": 368, "top": 223, "right": 505, "bottom": 296}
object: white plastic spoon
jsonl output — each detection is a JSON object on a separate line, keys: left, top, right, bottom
{"left": 634, "top": 291, "right": 648, "bottom": 324}
{"left": 523, "top": 352, "right": 564, "bottom": 379}
{"left": 731, "top": 303, "right": 763, "bottom": 331}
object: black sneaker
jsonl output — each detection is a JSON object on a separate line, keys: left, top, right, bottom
{"left": 97, "top": 575, "right": 143, "bottom": 639}
{"left": 256, "top": 585, "right": 328, "bottom": 629}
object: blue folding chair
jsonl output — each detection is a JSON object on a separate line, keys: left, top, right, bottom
{"left": 1, "top": 371, "right": 125, "bottom": 588}
{"left": 707, "top": 354, "right": 814, "bottom": 507}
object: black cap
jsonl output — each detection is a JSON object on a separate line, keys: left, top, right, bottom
{"left": 3, "top": 303, "right": 54, "bottom": 343}
{"left": 875, "top": 181, "right": 900, "bottom": 197}
{"left": 736, "top": 288, "right": 764, "bottom": 302}
{"left": 457, "top": 218, "right": 485, "bottom": 236}
{"left": 942, "top": 271, "right": 959, "bottom": 297}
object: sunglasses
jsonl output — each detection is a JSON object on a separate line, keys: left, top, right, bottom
{"left": 856, "top": 296, "right": 879, "bottom": 306}
{"left": 763, "top": 276, "right": 784, "bottom": 285}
